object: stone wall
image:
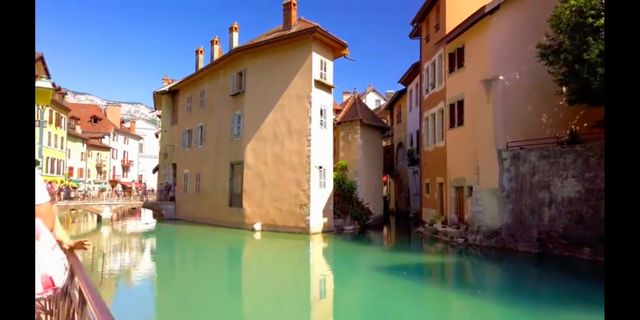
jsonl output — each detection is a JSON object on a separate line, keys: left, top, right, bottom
{"left": 467, "top": 142, "right": 604, "bottom": 260}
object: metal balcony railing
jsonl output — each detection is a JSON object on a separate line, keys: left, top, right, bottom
{"left": 35, "top": 251, "right": 114, "bottom": 320}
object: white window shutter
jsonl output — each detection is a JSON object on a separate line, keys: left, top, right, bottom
{"left": 202, "top": 125, "right": 206, "bottom": 145}
{"left": 231, "top": 113, "right": 237, "bottom": 138}
{"left": 236, "top": 112, "right": 243, "bottom": 137}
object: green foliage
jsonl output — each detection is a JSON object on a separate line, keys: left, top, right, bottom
{"left": 536, "top": 0, "right": 604, "bottom": 106}
{"left": 333, "top": 161, "right": 373, "bottom": 227}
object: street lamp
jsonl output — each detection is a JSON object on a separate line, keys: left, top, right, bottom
{"left": 36, "top": 77, "right": 55, "bottom": 171}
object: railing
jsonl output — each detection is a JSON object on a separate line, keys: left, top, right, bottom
{"left": 35, "top": 251, "right": 114, "bottom": 320}
{"left": 121, "top": 160, "right": 133, "bottom": 167}
{"left": 506, "top": 130, "right": 604, "bottom": 150}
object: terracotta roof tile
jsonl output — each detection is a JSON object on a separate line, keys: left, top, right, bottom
{"left": 66, "top": 102, "right": 117, "bottom": 135}
{"left": 336, "top": 94, "right": 389, "bottom": 130}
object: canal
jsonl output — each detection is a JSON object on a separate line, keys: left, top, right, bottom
{"left": 60, "top": 207, "right": 604, "bottom": 320}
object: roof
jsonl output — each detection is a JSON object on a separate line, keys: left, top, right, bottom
{"left": 66, "top": 129, "right": 89, "bottom": 140}
{"left": 398, "top": 62, "right": 420, "bottom": 86}
{"left": 86, "top": 139, "right": 111, "bottom": 150}
{"left": 333, "top": 101, "right": 344, "bottom": 111}
{"left": 358, "top": 85, "right": 387, "bottom": 102}
{"left": 336, "top": 94, "right": 389, "bottom": 130}
{"left": 384, "top": 88, "right": 407, "bottom": 111}
{"left": 35, "top": 52, "right": 51, "bottom": 79}
{"left": 436, "top": 2, "right": 502, "bottom": 46}
{"left": 114, "top": 127, "right": 143, "bottom": 140}
{"left": 66, "top": 102, "right": 117, "bottom": 134}
{"left": 154, "top": 17, "right": 349, "bottom": 96}
{"left": 410, "top": 0, "right": 438, "bottom": 27}
{"left": 51, "top": 97, "right": 71, "bottom": 113}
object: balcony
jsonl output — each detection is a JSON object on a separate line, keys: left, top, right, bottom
{"left": 95, "top": 160, "right": 105, "bottom": 168}
{"left": 121, "top": 159, "right": 133, "bottom": 168}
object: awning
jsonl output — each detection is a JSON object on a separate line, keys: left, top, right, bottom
{"left": 152, "top": 164, "right": 159, "bottom": 174}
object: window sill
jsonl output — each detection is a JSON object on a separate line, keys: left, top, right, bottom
{"left": 448, "top": 66, "right": 466, "bottom": 77}
{"left": 314, "top": 78, "right": 334, "bottom": 90}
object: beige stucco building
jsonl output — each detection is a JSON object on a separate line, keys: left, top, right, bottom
{"left": 334, "top": 94, "right": 389, "bottom": 218}
{"left": 153, "top": 0, "right": 348, "bottom": 233}
{"left": 442, "top": 0, "right": 604, "bottom": 226}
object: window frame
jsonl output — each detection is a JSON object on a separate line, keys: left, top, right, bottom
{"left": 229, "top": 162, "right": 244, "bottom": 208}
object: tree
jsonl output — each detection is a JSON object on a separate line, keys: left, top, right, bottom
{"left": 536, "top": 0, "right": 604, "bottom": 107}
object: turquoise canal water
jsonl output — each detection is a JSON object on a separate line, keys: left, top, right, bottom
{"left": 66, "top": 209, "right": 604, "bottom": 320}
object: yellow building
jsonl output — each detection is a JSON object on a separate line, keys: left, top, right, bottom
{"left": 383, "top": 89, "right": 409, "bottom": 214}
{"left": 36, "top": 52, "right": 70, "bottom": 182}
{"left": 66, "top": 123, "right": 88, "bottom": 184}
{"left": 153, "top": 0, "right": 349, "bottom": 233}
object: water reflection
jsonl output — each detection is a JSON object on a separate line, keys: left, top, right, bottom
{"left": 57, "top": 207, "right": 603, "bottom": 320}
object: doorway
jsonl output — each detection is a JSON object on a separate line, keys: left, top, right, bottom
{"left": 438, "top": 182, "right": 445, "bottom": 224}
{"left": 455, "top": 186, "right": 465, "bottom": 224}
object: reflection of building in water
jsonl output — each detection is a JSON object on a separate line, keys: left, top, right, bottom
{"left": 242, "top": 233, "right": 334, "bottom": 319}
{"left": 309, "top": 234, "right": 334, "bottom": 320}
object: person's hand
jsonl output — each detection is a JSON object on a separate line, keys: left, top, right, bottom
{"left": 63, "top": 239, "right": 90, "bottom": 251}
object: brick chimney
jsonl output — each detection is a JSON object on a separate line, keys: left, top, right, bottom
{"left": 105, "top": 103, "right": 121, "bottom": 127}
{"left": 195, "top": 47, "right": 205, "bottom": 71}
{"left": 162, "top": 75, "right": 171, "bottom": 86}
{"left": 229, "top": 22, "right": 239, "bottom": 50}
{"left": 129, "top": 119, "right": 136, "bottom": 134}
{"left": 210, "top": 36, "right": 222, "bottom": 62}
{"left": 283, "top": 0, "right": 298, "bottom": 29}
{"left": 342, "top": 90, "right": 351, "bottom": 102}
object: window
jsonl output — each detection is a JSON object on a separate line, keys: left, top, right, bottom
{"left": 78, "top": 168, "right": 84, "bottom": 178}
{"left": 468, "top": 186, "right": 473, "bottom": 198}
{"left": 124, "top": 137, "right": 129, "bottom": 145}
{"left": 409, "top": 89, "right": 413, "bottom": 111}
{"left": 425, "top": 182, "right": 431, "bottom": 195}
{"left": 434, "top": 1, "right": 440, "bottom": 31}
{"left": 62, "top": 117, "right": 65, "bottom": 130}
{"left": 113, "top": 134, "right": 118, "bottom": 142}
{"left": 87, "top": 168, "right": 91, "bottom": 179}
{"left": 67, "top": 149, "right": 71, "bottom": 158}
{"left": 231, "top": 69, "right": 246, "bottom": 95}
{"left": 68, "top": 166, "right": 74, "bottom": 178}
{"left": 423, "top": 116, "right": 429, "bottom": 150}
{"left": 429, "top": 60, "right": 436, "bottom": 90}
{"left": 437, "top": 109, "right": 445, "bottom": 143}
{"left": 186, "top": 95, "right": 192, "bottom": 113}
{"left": 139, "top": 142, "right": 144, "bottom": 153}
{"left": 48, "top": 109, "right": 53, "bottom": 125}
{"left": 448, "top": 46, "right": 465, "bottom": 73}
{"left": 195, "top": 172, "right": 201, "bottom": 193}
{"left": 57, "top": 159, "right": 61, "bottom": 175}
{"left": 414, "top": 87, "right": 419, "bottom": 110}
{"left": 60, "top": 137, "right": 64, "bottom": 150}
{"left": 231, "top": 111, "right": 242, "bottom": 139}
{"left": 195, "top": 124, "right": 205, "bottom": 147}
{"left": 54, "top": 134, "right": 58, "bottom": 148}
{"left": 47, "top": 132, "right": 51, "bottom": 147}
{"left": 55, "top": 113, "right": 60, "bottom": 128}
{"left": 112, "top": 149, "right": 118, "bottom": 159}
{"left": 229, "top": 162, "right": 243, "bottom": 208}
{"left": 429, "top": 114, "right": 435, "bottom": 146}
{"left": 423, "top": 63, "right": 430, "bottom": 95}
{"left": 375, "top": 99, "right": 381, "bottom": 107}
{"left": 81, "top": 152, "right": 85, "bottom": 161}
{"left": 319, "top": 166, "right": 326, "bottom": 189}
{"left": 182, "top": 129, "right": 193, "bottom": 149}
{"left": 410, "top": 133, "right": 414, "bottom": 148}
{"left": 319, "top": 59, "right": 327, "bottom": 81}
{"left": 424, "top": 17, "right": 430, "bottom": 43}
{"left": 449, "top": 100, "right": 465, "bottom": 129}
{"left": 183, "top": 172, "right": 189, "bottom": 193}
{"left": 436, "top": 53, "right": 444, "bottom": 88}
{"left": 396, "top": 108, "right": 402, "bottom": 124}
{"left": 320, "top": 106, "right": 327, "bottom": 129}
{"left": 199, "top": 90, "right": 205, "bottom": 109}
{"left": 123, "top": 150, "right": 128, "bottom": 161}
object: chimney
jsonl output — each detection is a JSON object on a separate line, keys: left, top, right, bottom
{"left": 162, "top": 75, "right": 171, "bottom": 86}
{"left": 342, "top": 90, "right": 352, "bottom": 102}
{"left": 195, "top": 47, "right": 205, "bottom": 71}
{"left": 229, "top": 22, "right": 239, "bottom": 50}
{"left": 283, "top": 0, "right": 298, "bottom": 29}
{"left": 120, "top": 120, "right": 126, "bottom": 129}
{"left": 210, "top": 36, "right": 223, "bottom": 62}
{"left": 129, "top": 119, "right": 136, "bottom": 134}
{"left": 105, "top": 103, "right": 121, "bottom": 127}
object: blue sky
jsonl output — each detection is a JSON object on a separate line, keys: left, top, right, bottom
{"left": 36, "top": 0, "right": 421, "bottom": 107}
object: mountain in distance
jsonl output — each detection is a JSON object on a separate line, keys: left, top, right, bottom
{"left": 63, "top": 88, "right": 159, "bottom": 125}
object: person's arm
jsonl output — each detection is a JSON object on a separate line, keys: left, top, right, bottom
{"left": 53, "top": 216, "right": 89, "bottom": 251}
